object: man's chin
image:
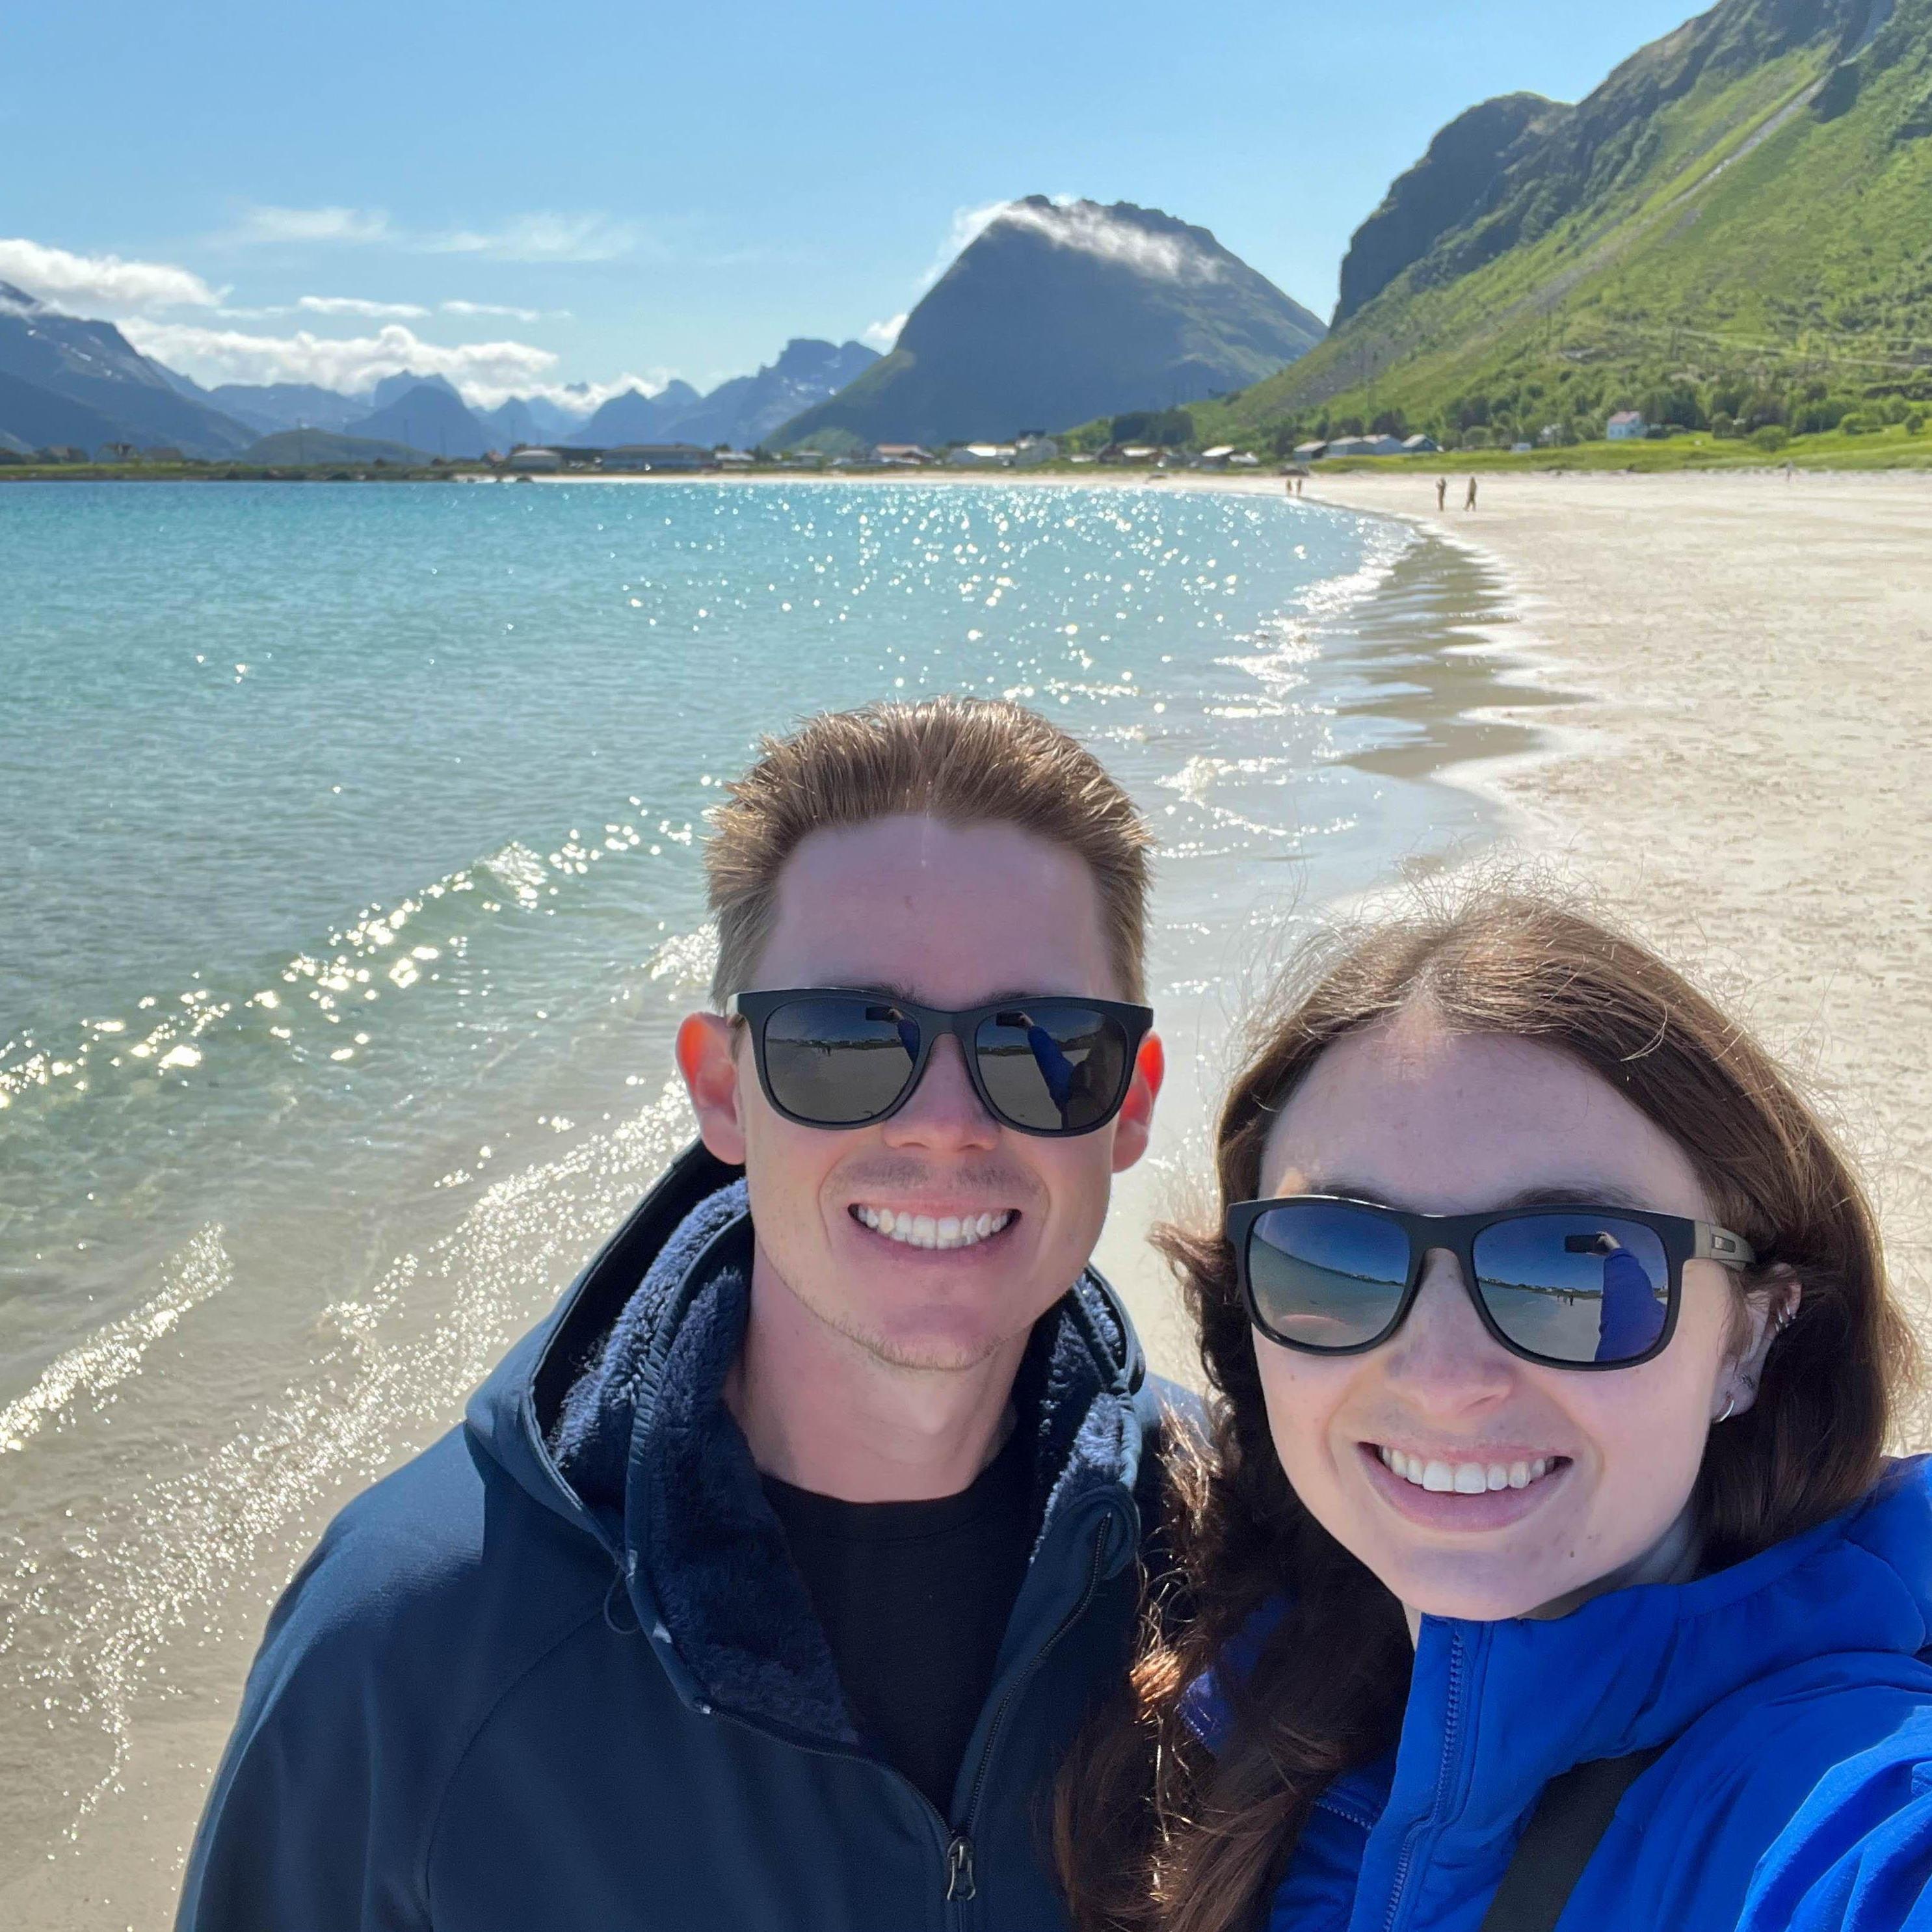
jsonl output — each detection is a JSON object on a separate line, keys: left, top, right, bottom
{"left": 828, "top": 1308, "right": 1028, "bottom": 1375}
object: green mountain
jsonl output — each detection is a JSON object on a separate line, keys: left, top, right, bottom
{"left": 1197, "top": 0, "right": 1932, "bottom": 453}
{"left": 774, "top": 198, "right": 1325, "bottom": 449}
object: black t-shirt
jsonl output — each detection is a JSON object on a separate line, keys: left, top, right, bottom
{"left": 761, "top": 1427, "right": 1035, "bottom": 1818}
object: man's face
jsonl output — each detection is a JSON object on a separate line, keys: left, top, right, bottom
{"left": 678, "top": 814, "right": 1161, "bottom": 1372}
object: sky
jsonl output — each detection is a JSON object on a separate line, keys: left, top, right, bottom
{"left": 2, "top": 0, "right": 1707, "bottom": 412}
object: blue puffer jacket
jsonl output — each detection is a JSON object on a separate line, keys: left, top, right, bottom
{"left": 1252, "top": 1459, "right": 1932, "bottom": 1931}
{"left": 177, "top": 1143, "right": 1182, "bottom": 1932}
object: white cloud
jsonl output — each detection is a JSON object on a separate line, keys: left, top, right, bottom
{"left": 916, "top": 197, "right": 1219, "bottom": 293}
{"left": 427, "top": 214, "right": 637, "bottom": 263}
{"left": 442, "top": 300, "right": 563, "bottom": 323}
{"left": 0, "top": 237, "right": 219, "bottom": 314}
{"left": 298, "top": 294, "right": 429, "bottom": 319}
{"left": 222, "top": 205, "right": 393, "bottom": 246}
{"left": 120, "top": 317, "right": 672, "bottom": 413}
{"left": 990, "top": 198, "right": 1219, "bottom": 282}
{"left": 863, "top": 312, "right": 907, "bottom": 350}
{"left": 119, "top": 319, "right": 560, "bottom": 406}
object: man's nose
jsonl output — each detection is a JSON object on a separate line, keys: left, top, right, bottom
{"left": 1378, "top": 1249, "right": 1516, "bottom": 1411}
{"left": 879, "top": 1033, "right": 999, "bottom": 1150}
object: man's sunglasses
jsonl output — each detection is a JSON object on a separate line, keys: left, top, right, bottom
{"left": 1227, "top": 1195, "right": 1759, "bottom": 1371}
{"left": 726, "top": 989, "right": 1154, "bottom": 1137}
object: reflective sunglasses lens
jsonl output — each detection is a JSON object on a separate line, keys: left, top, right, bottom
{"left": 1245, "top": 1202, "right": 1412, "bottom": 1350}
{"left": 760, "top": 998, "right": 920, "bottom": 1126}
{"left": 1472, "top": 1214, "right": 1671, "bottom": 1365}
{"left": 973, "top": 1005, "right": 1131, "bottom": 1133}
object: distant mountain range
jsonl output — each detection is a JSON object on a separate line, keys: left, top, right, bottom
{"left": 1193, "top": 0, "right": 1932, "bottom": 452}
{"left": 0, "top": 293, "right": 880, "bottom": 460}
{"left": 569, "top": 339, "right": 880, "bottom": 448}
{"left": 773, "top": 198, "right": 1327, "bottom": 449}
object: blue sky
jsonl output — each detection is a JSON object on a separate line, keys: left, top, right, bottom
{"left": 3, "top": 0, "right": 1704, "bottom": 410}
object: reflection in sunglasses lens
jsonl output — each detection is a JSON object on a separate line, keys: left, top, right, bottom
{"left": 1472, "top": 1215, "right": 1669, "bottom": 1364}
{"left": 1248, "top": 1201, "right": 1411, "bottom": 1349}
{"left": 762, "top": 998, "right": 919, "bottom": 1124}
{"left": 975, "top": 1007, "right": 1128, "bottom": 1133}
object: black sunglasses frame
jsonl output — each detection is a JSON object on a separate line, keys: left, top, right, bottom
{"left": 727, "top": 988, "right": 1154, "bottom": 1138}
{"left": 1227, "top": 1195, "right": 1759, "bottom": 1371}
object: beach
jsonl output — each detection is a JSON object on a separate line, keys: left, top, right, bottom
{"left": 1293, "top": 469, "right": 1932, "bottom": 1386}
{"left": 3, "top": 468, "right": 1929, "bottom": 1925}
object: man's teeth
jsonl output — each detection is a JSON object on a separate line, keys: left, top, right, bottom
{"left": 853, "top": 1206, "right": 1013, "bottom": 1251}
{"left": 1376, "top": 1446, "right": 1558, "bottom": 1494}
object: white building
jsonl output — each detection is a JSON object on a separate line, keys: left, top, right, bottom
{"left": 506, "top": 446, "right": 564, "bottom": 472}
{"left": 947, "top": 443, "right": 1017, "bottom": 466}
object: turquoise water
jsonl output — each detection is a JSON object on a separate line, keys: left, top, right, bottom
{"left": 0, "top": 477, "right": 1518, "bottom": 1917}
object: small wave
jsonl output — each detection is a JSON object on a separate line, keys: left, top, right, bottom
{"left": 0, "top": 1226, "right": 232, "bottom": 1455}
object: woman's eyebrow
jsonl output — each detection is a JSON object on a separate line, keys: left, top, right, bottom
{"left": 1294, "top": 1181, "right": 1655, "bottom": 1213}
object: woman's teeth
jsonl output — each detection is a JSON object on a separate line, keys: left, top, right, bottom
{"left": 853, "top": 1206, "right": 1012, "bottom": 1251}
{"left": 1377, "top": 1446, "right": 1559, "bottom": 1494}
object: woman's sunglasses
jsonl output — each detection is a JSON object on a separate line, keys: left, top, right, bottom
{"left": 727, "top": 989, "right": 1154, "bottom": 1137}
{"left": 1227, "top": 1195, "right": 1759, "bottom": 1371}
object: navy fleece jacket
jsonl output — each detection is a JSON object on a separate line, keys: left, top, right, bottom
{"left": 176, "top": 1143, "right": 1184, "bottom": 1932}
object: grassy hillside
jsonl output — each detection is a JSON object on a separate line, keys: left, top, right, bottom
{"left": 1192, "top": 0, "right": 1932, "bottom": 455}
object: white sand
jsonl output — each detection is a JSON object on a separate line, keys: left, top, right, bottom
{"left": 1290, "top": 469, "right": 1932, "bottom": 1375}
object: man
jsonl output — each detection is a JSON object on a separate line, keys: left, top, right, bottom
{"left": 179, "top": 697, "right": 1183, "bottom": 1932}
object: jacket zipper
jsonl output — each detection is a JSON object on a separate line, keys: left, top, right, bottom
{"left": 944, "top": 1513, "right": 1117, "bottom": 1907}
{"left": 1381, "top": 1629, "right": 1466, "bottom": 1932}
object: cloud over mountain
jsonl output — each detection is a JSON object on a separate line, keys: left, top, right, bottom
{"left": 0, "top": 238, "right": 220, "bottom": 315}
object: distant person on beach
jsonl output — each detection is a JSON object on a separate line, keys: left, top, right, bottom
{"left": 179, "top": 700, "right": 1189, "bottom": 1932}
{"left": 1436, "top": 476, "right": 1447, "bottom": 511}
{"left": 1464, "top": 475, "right": 1478, "bottom": 510}
{"left": 1058, "top": 892, "right": 1932, "bottom": 1932}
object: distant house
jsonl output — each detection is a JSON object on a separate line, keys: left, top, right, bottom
{"left": 1198, "top": 445, "right": 1237, "bottom": 466}
{"left": 1012, "top": 436, "right": 1059, "bottom": 466}
{"left": 1068, "top": 451, "right": 1098, "bottom": 465}
{"left": 947, "top": 443, "right": 1017, "bottom": 466}
{"left": 1401, "top": 434, "right": 1440, "bottom": 455}
{"left": 97, "top": 442, "right": 138, "bottom": 463}
{"left": 1228, "top": 451, "right": 1261, "bottom": 467}
{"left": 506, "top": 446, "right": 564, "bottom": 472}
{"left": 1607, "top": 410, "right": 1646, "bottom": 441}
{"left": 1511, "top": 440, "right": 1533, "bottom": 453}
{"left": 715, "top": 449, "right": 756, "bottom": 468}
{"left": 601, "top": 443, "right": 714, "bottom": 472}
{"left": 873, "top": 443, "right": 932, "bottom": 465}
{"left": 36, "top": 445, "right": 88, "bottom": 464}
{"left": 1293, "top": 440, "right": 1329, "bottom": 462}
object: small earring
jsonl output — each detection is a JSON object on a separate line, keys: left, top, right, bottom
{"left": 1714, "top": 1394, "right": 1736, "bottom": 1425}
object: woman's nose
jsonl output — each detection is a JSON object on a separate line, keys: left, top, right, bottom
{"left": 1378, "top": 1249, "right": 1516, "bottom": 1409}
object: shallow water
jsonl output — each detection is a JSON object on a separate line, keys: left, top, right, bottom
{"left": 0, "top": 476, "right": 1542, "bottom": 1922}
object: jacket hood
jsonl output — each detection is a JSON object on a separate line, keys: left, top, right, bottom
{"left": 464, "top": 1139, "right": 1156, "bottom": 1748}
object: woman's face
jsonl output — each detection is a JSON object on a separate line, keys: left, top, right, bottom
{"left": 1250, "top": 1009, "right": 1775, "bottom": 1622}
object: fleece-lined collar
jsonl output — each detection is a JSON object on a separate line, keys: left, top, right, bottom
{"left": 533, "top": 1172, "right": 1149, "bottom": 1750}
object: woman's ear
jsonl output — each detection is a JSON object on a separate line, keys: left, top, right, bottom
{"left": 1717, "top": 1266, "right": 1802, "bottom": 1421}
{"left": 676, "top": 1011, "right": 748, "bottom": 1165}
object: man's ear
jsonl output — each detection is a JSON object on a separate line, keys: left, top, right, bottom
{"left": 1719, "top": 1267, "right": 1802, "bottom": 1421}
{"left": 1109, "top": 1031, "right": 1166, "bottom": 1176}
{"left": 676, "top": 1012, "right": 748, "bottom": 1166}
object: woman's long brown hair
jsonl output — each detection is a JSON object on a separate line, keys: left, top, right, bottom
{"left": 1056, "top": 888, "right": 1917, "bottom": 1932}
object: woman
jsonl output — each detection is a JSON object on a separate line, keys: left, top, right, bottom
{"left": 1059, "top": 892, "right": 1932, "bottom": 1932}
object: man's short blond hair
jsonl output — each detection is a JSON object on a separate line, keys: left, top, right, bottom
{"left": 706, "top": 696, "right": 1152, "bottom": 1005}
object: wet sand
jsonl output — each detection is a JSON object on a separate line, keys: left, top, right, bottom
{"left": 1295, "top": 469, "right": 1932, "bottom": 1384}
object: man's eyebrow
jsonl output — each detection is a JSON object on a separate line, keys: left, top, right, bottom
{"left": 820, "top": 983, "right": 1081, "bottom": 1008}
